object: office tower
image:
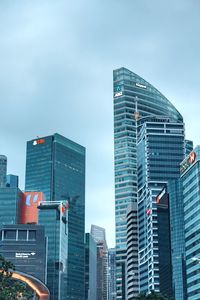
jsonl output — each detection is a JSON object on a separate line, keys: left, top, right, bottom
{"left": 0, "top": 224, "right": 47, "bottom": 283}
{"left": 38, "top": 201, "right": 68, "bottom": 300}
{"left": 6, "top": 174, "right": 19, "bottom": 188}
{"left": 0, "top": 155, "right": 7, "bottom": 187}
{"left": 25, "top": 134, "right": 85, "bottom": 299}
{"left": 108, "top": 248, "right": 116, "bottom": 300}
{"left": 85, "top": 233, "right": 97, "bottom": 300}
{"left": 137, "top": 117, "right": 185, "bottom": 295}
{"left": 113, "top": 67, "right": 183, "bottom": 299}
{"left": 0, "top": 187, "right": 23, "bottom": 226}
{"left": 156, "top": 188, "right": 173, "bottom": 297}
{"left": 126, "top": 203, "right": 138, "bottom": 299}
{"left": 167, "top": 180, "right": 187, "bottom": 300}
{"left": 180, "top": 147, "right": 200, "bottom": 300}
{"left": 91, "top": 225, "right": 108, "bottom": 300}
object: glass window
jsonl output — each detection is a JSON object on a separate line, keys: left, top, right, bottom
{"left": 18, "top": 230, "right": 27, "bottom": 240}
{"left": 4, "top": 230, "right": 16, "bottom": 240}
{"left": 28, "top": 230, "right": 36, "bottom": 241}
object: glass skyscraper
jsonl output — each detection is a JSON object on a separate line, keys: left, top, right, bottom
{"left": 85, "top": 233, "right": 97, "bottom": 300}
{"left": 137, "top": 117, "right": 185, "bottom": 295}
{"left": 38, "top": 201, "right": 68, "bottom": 300}
{"left": 113, "top": 67, "right": 183, "bottom": 298}
{"left": 181, "top": 146, "right": 200, "bottom": 300}
{"left": 25, "top": 133, "right": 85, "bottom": 299}
{"left": 168, "top": 180, "right": 187, "bottom": 300}
{"left": 91, "top": 225, "right": 108, "bottom": 300}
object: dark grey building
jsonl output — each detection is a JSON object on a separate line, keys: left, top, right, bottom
{"left": 25, "top": 134, "right": 85, "bottom": 299}
{"left": 85, "top": 233, "right": 97, "bottom": 300}
{"left": 0, "top": 224, "right": 47, "bottom": 283}
{"left": 156, "top": 188, "right": 173, "bottom": 297}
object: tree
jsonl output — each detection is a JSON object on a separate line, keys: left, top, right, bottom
{"left": 136, "top": 290, "right": 172, "bottom": 300}
{"left": 0, "top": 254, "right": 33, "bottom": 299}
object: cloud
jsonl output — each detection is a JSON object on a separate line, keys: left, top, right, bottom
{"left": 0, "top": 0, "right": 199, "bottom": 247}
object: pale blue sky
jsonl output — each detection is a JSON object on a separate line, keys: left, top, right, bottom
{"left": 0, "top": 0, "right": 200, "bottom": 247}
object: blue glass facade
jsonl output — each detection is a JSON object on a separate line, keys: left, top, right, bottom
{"left": 168, "top": 179, "right": 187, "bottom": 300}
{"left": 181, "top": 146, "right": 200, "bottom": 299}
{"left": 38, "top": 202, "right": 68, "bottom": 300}
{"left": 113, "top": 67, "right": 183, "bottom": 299}
{"left": 137, "top": 117, "right": 185, "bottom": 295}
{"left": 0, "top": 187, "right": 23, "bottom": 226}
{"left": 25, "top": 133, "right": 85, "bottom": 299}
{"left": 85, "top": 233, "right": 97, "bottom": 300}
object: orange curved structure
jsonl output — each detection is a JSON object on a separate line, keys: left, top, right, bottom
{"left": 1, "top": 269, "right": 50, "bottom": 300}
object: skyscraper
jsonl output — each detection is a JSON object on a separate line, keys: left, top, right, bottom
{"left": 166, "top": 181, "right": 187, "bottom": 300}
{"left": 108, "top": 248, "right": 116, "bottom": 300}
{"left": 137, "top": 117, "right": 185, "bottom": 295}
{"left": 91, "top": 225, "right": 108, "bottom": 300}
{"left": 25, "top": 134, "right": 86, "bottom": 299}
{"left": 85, "top": 233, "right": 97, "bottom": 300}
{"left": 38, "top": 201, "right": 68, "bottom": 300}
{"left": 181, "top": 147, "right": 200, "bottom": 300}
{"left": 113, "top": 67, "right": 183, "bottom": 298}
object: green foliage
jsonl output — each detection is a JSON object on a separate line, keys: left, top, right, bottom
{"left": 0, "top": 254, "right": 33, "bottom": 299}
{"left": 136, "top": 290, "right": 172, "bottom": 300}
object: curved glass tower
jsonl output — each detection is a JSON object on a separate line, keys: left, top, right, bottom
{"left": 113, "top": 67, "right": 183, "bottom": 299}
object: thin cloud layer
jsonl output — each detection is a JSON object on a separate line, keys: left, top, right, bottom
{"left": 0, "top": 0, "right": 199, "bottom": 246}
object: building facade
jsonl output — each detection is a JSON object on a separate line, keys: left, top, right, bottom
{"left": 0, "top": 155, "right": 7, "bottom": 187}
{"left": 137, "top": 117, "right": 185, "bottom": 295}
{"left": 91, "top": 225, "right": 108, "bottom": 300}
{"left": 156, "top": 188, "right": 173, "bottom": 297}
{"left": 113, "top": 67, "right": 183, "bottom": 299}
{"left": 38, "top": 201, "right": 68, "bottom": 300}
{"left": 0, "top": 187, "right": 23, "bottom": 226}
{"left": 108, "top": 248, "right": 116, "bottom": 300}
{"left": 126, "top": 203, "right": 138, "bottom": 299}
{"left": 167, "top": 180, "right": 187, "bottom": 300}
{"left": 25, "top": 134, "right": 85, "bottom": 299}
{"left": 181, "top": 147, "right": 200, "bottom": 300}
{"left": 85, "top": 233, "right": 97, "bottom": 300}
{"left": 0, "top": 224, "right": 47, "bottom": 283}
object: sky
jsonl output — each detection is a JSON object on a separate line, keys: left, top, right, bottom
{"left": 0, "top": 0, "right": 200, "bottom": 247}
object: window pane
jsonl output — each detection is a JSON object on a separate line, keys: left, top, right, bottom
{"left": 4, "top": 230, "right": 16, "bottom": 240}
{"left": 28, "top": 230, "right": 36, "bottom": 241}
{"left": 18, "top": 230, "right": 27, "bottom": 240}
